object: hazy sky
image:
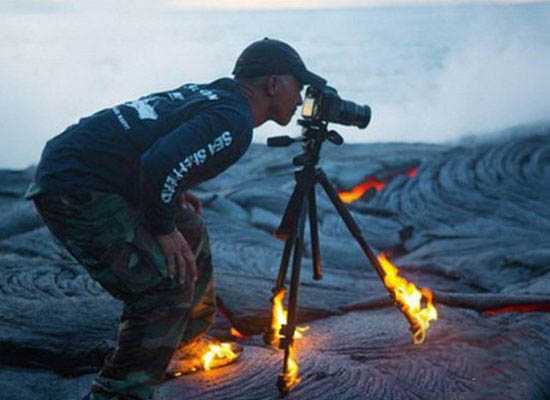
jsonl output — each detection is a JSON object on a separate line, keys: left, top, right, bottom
{"left": 2, "top": 0, "right": 549, "bottom": 168}
{"left": 166, "top": 0, "right": 538, "bottom": 9}
{"left": 1, "top": 0, "right": 541, "bottom": 13}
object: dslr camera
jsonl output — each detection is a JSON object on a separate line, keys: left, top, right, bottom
{"left": 301, "top": 86, "right": 371, "bottom": 129}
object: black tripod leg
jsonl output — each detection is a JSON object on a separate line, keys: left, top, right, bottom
{"left": 271, "top": 166, "right": 317, "bottom": 395}
{"left": 273, "top": 175, "right": 310, "bottom": 290}
{"left": 275, "top": 185, "right": 305, "bottom": 240}
{"left": 316, "top": 169, "right": 386, "bottom": 280}
{"left": 263, "top": 184, "right": 304, "bottom": 345}
{"left": 275, "top": 237, "right": 294, "bottom": 290}
{"left": 265, "top": 232, "right": 296, "bottom": 346}
{"left": 308, "top": 186, "right": 322, "bottom": 280}
{"left": 284, "top": 198, "right": 306, "bottom": 345}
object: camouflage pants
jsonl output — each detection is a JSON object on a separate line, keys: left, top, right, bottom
{"left": 33, "top": 192, "right": 215, "bottom": 400}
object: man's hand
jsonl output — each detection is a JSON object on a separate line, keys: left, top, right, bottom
{"left": 180, "top": 191, "right": 203, "bottom": 215}
{"left": 156, "top": 229, "right": 197, "bottom": 285}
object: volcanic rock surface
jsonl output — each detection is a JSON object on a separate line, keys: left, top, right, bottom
{"left": 1, "top": 123, "right": 550, "bottom": 399}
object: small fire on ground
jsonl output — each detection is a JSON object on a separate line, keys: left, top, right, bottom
{"left": 201, "top": 343, "right": 239, "bottom": 371}
{"left": 338, "top": 166, "right": 418, "bottom": 203}
{"left": 171, "top": 342, "right": 240, "bottom": 377}
{"left": 378, "top": 252, "right": 438, "bottom": 344}
{"left": 269, "top": 288, "right": 309, "bottom": 391}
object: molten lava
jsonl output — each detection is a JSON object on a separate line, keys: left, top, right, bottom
{"left": 338, "top": 166, "right": 418, "bottom": 204}
{"left": 338, "top": 177, "right": 385, "bottom": 203}
{"left": 378, "top": 253, "right": 438, "bottom": 344}
{"left": 483, "top": 303, "right": 550, "bottom": 316}
{"left": 200, "top": 343, "right": 239, "bottom": 371}
{"left": 405, "top": 167, "right": 418, "bottom": 178}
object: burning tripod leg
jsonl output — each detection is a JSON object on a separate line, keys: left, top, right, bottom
{"left": 278, "top": 199, "right": 307, "bottom": 396}
{"left": 278, "top": 325, "right": 300, "bottom": 396}
{"left": 317, "top": 170, "right": 438, "bottom": 344}
{"left": 266, "top": 288, "right": 306, "bottom": 397}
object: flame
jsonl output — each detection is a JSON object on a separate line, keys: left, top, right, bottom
{"left": 378, "top": 253, "right": 438, "bottom": 344}
{"left": 271, "top": 289, "right": 287, "bottom": 346}
{"left": 269, "top": 288, "right": 309, "bottom": 393}
{"left": 280, "top": 345, "right": 301, "bottom": 391}
{"left": 230, "top": 327, "right": 245, "bottom": 339}
{"left": 200, "top": 343, "right": 239, "bottom": 371}
{"left": 338, "top": 166, "right": 419, "bottom": 204}
{"left": 295, "top": 325, "right": 309, "bottom": 337}
{"left": 270, "top": 289, "right": 308, "bottom": 346}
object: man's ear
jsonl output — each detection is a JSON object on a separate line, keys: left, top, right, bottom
{"left": 266, "top": 75, "right": 277, "bottom": 97}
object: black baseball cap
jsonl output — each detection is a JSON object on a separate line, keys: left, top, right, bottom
{"left": 233, "top": 38, "right": 327, "bottom": 88}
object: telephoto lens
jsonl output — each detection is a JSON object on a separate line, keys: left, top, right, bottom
{"left": 329, "top": 99, "right": 371, "bottom": 129}
{"left": 321, "top": 86, "right": 371, "bottom": 129}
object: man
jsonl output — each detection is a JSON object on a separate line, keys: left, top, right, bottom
{"left": 27, "top": 38, "right": 326, "bottom": 400}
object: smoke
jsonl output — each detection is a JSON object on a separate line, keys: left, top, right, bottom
{"left": 436, "top": 34, "right": 550, "bottom": 139}
{"left": 1, "top": 4, "right": 549, "bottom": 168}
{"left": 360, "top": 7, "right": 550, "bottom": 144}
{"left": 0, "top": 9, "right": 234, "bottom": 168}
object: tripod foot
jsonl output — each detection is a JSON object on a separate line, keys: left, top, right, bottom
{"left": 277, "top": 374, "right": 290, "bottom": 398}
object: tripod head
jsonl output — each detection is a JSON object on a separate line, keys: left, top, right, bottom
{"left": 267, "top": 119, "right": 344, "bottom": 167}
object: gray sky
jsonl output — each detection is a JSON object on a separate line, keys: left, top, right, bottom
{"left": 2, "top": 0, "right": 549, "bottom": 168}
{"left": 163, "top": 0, "right": 539, "bottom": 9}
{"left": 1, "top": 0, "right": 541, "bottom": 13}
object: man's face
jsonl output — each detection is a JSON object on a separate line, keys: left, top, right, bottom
{"left": 269, "top": 75, "right": 303, "bottom": 126}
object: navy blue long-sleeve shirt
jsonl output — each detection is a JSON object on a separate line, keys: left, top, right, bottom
{"left": 29, "top": 78, "right": 254, "bottom": 235}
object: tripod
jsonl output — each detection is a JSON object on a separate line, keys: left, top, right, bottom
{"left": 263, "top": 119, "right": 410, "bottom": 397}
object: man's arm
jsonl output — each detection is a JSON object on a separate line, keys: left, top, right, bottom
{"left": 139, "top": 104, "right": 252, "bottom": 281}
{"left": 139, "top": 104, "right": 251, "bottom": 235}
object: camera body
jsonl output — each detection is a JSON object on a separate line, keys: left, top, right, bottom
{"left": 301, "top": 86, "right": 371, "bottom": 129}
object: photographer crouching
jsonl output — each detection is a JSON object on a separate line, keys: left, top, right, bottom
{"left": 27, "top": 37, "right": 327, "bottom": 400}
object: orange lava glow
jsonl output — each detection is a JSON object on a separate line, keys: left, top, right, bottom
{"left": 483, "top": 303, "right": 550, "bottom": 316}
{"left": 338, "top": 178, "right": 385, "bottom": 203}
{"left": 338, "top": 166, "right": 418, "bottom": 204}
{"left": 200, "top": 343, "right": 239, "bottom": 371}
{"left": 378, "top": 252, "right": 438, "bottom": 344}
{"left": 405, "top": 168, "right": 418, "bottom": 177}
